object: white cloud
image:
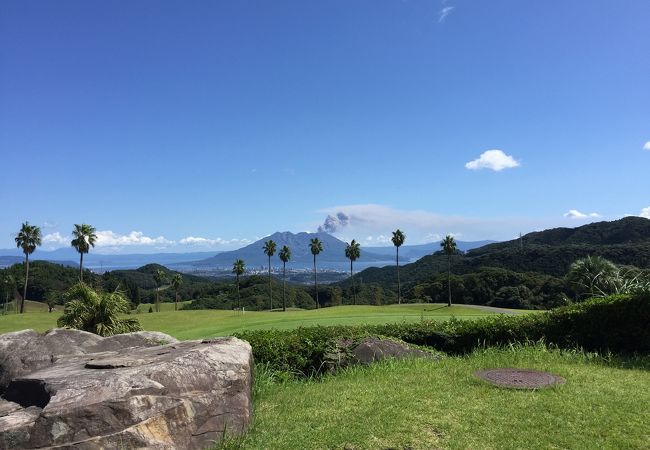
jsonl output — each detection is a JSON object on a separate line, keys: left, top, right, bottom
{"left": 95, "top": 230, "right": 173, "bottom": 247}
{"left": 179, "top": 236, "right": 252, "bottom": 247}
{"left": 316, "top": 204, "right": 538, "bottom": 243}
{"left": 439, "top": 6, "right": 454, "bottom": 22}
{"left": 423, "top": 233, "right": 442, "bottom": 243}
{"left": 465, "top": 150, "right": 521, "bottom": 171}
{"left": 42, "top": 232, "right": 69, "bottom": 249}
{"left": 643, "top": 141, "right": 650, "bottom": 151}
{"left": 439, "top": 0, "right": 455, "bottom": 23}
{"left": 563, "top": 210, "right": 601, "bottom": 220}
{"left": 363, "top": 235, "right": 391, "bottom": 245}
{"left": 640, "top": 207, "right": 650, "bottom": 218}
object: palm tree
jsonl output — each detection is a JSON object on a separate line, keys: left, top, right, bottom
{"left": 153, "top": 269, "right": 167, "bottom": 312}
{"left": 70, "top": 223, "right": 98, "bottom": 282}
{"left": 441, "top": 235, "right": 457, "bottom": 307}
{"left": 310, "top": 238, "right": 323, "bottom": 308}
{"left": 279, "top": 245, "right": 291, "bottom": 312}
{"left": 2, "top": 274, "right": 15, "bottom": 314}
{"left": 15, "top": 222, "right": 42, "bottom": 314}
{"left": 567, "top": 255, "right": 619, "bottom": 300}
{"left": 232, "top": 259, "right": 245, "bottom": 309}
{"left": 57, "top": 283, "right": 142, "bottom": 336}
{"left": 391, "top": 229, "right": 406, "bottom": 305}
{"left": 263, "top": 240, "right": 277, "bottom": 310}
{"left": 171, "top": 273, "right": 183, "bottom": 311}
{"left": 345, "top": 239, "right": 361, "bottom": 305}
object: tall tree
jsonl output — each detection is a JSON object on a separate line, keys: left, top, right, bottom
{"left": 310, "top": 238, "right": 323, "bottom": 308}
{"left": 345, "top": 239, "right": 361, "bottom": 305}
{"left": 2, "top": 274, "right": 15, "bottom": 314}
{"left": 153, "top": 269, "right": 167, "bottom": 312}
{"left": 441, "top": 235, "right": 457, "bottom": 307}
{"left": 279, "top": 245, "right": 291, "bottom": 312}
{"left": 391, "top": 229, "right": 406, "bottom": 305}
{"left": 263, "top": 240, "right": 277, "bottom": 310}
{"left": 171, "top": 273, "right": 183, "bottom": 311}
{"left": 232, "top": 259, "right": 245, "bottom": 309}
{"left": 70, "top": 223, "right": 97, "bottom": 282}
{"left": 15, "top": 222, "right": 42, "bottom": 314}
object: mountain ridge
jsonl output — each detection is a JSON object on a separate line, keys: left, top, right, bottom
{"left": 345, "top": 216, "right": 650, "bottom": 288}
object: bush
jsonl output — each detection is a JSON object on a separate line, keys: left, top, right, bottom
{"left": 236, "top": 326, "right": 371, "bottom": 376}
{"left": 235, "top": 293, "right": 650, "bottom": 377}
{"left": 440, "top": 293, "right": 650, "bottom": 354}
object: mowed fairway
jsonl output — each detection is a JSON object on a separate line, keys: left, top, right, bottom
{"left": 0, "top": 303, "right": 517, "bottom": 340}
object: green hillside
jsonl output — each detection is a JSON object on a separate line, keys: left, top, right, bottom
{"left": 339, "top": 217, "right": 650, "bottom": 308}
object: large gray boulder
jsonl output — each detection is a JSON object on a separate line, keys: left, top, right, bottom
{"left": 0, "top": 328, "right": 179, "bottom": 393}
{"left": 0, "top": 330, "right": 253, "bottom": 449}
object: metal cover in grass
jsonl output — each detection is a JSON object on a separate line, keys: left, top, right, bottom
{"left": 474, "top": 368, "right": 565, "bottom": 389}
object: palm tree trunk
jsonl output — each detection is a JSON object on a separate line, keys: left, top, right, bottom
{"left": 21, "top": 253, "right": 29, "bottom": 314}
{"left": 175, "top": 290, "right": 178, "bottom": 311}
{"left": 268, "top": 256, "right": 272, "bottom": 311}
{"left": 79, "top": 252, "right": 84, "bottom": 282}
{"left": 396, "top": 246, "right": 401, "bottom": 305}
{"left": 350, "top": 259, "right": 356, "bottom": 305}
{"left": 447, "top": 254, "right": 451, "bottom": 307}
{"left": 313, "top": 255, "right": 319, "bottom": 309}
{"left": 282, "top": 262, "right": 286, "bottom": 312}
{"left": 236, "top": 274, "right": 241, "bottom": 309}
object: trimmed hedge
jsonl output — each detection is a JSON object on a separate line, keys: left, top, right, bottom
{"left": 234, "top": 293, "right": 650, "bottom": 376}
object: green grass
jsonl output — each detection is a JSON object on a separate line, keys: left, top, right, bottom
{"left": 223, "top": 345, "right": 650, "bottom": 450}
{"left": 0, "top": 303, "right": 513, "bottom": 339}
{"left": 135, "top": 301, "right": 192, "bottom": 313}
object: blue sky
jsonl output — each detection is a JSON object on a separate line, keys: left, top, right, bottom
{"left": 1, "top": 0, "right": 649, "bottom": 253}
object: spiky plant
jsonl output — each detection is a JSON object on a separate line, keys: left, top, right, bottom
{"left": 57, "top": 283, "right": 141, "bottom": 336}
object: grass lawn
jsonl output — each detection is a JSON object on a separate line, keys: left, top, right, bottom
{"left": 224, "top": 345, "right": 650, "bottom": 450}
{"left": 0, "top": 303, "right": 514, "bottom": 339}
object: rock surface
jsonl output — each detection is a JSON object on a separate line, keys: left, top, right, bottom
{"left": 0, "top": 328, "right": 179, "bottom": 392}
{"left": 0, "top": 329, "right": 253, "bottom": 449}
{"left": 326, "top": 336, "right": 438, "bottom": 371}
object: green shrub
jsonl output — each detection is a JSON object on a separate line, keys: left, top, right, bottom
{"left": 236, "top": 326, "right": 371, "bottom": 376}
{"left": 235, "top": 293, "right": 650, "bottom": 377}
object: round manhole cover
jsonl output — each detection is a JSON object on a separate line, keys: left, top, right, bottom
{"left": 474, "top": 368, "right": 565, "bottom": 389}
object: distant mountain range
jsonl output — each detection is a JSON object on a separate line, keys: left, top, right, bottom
{"left": 0, "top": 233, "right": 495, "bottom": 272}
{"left": 0, "top": 249, "right": 220, "bottom": 270}
{"left": 189, "top": 232, "right": 494, "bottom": 270}
{"left": 365, "top": 240, "right": 497, "bottom": 259}
{"left": 347, "top": 216, "right": 650, "bottom": 290}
